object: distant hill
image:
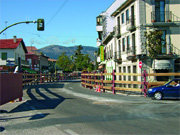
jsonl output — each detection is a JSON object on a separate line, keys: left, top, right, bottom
{"left": 38, "top": 45, "right": 98, "bottom": 61}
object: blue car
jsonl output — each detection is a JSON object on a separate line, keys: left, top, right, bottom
{"left": 148, "top": 78, "right": 180, "bottom": 100}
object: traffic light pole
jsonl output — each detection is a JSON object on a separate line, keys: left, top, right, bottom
{"left": 0, "top": 20, "right": 37, "bottom": 35}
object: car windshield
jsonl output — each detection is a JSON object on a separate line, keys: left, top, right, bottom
{"left": 165, "top": 80, "right": 180, "bottom": 86}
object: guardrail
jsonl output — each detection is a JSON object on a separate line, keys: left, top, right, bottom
{"left": 23, "top": 73, "right": 80, "bottom": 87}
{"left": 81, "top": 70, "right": 180, "bottom": 96}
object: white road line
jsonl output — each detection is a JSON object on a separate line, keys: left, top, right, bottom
{"left": 69, "top": 87, "right": 73, "bottom": 89}
{"left": 64, "top": 129, "right": 79, "bottom": 135}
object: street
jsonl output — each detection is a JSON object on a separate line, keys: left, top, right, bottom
{"left": 0, "top": 81, "right": 180, "bottom": 135}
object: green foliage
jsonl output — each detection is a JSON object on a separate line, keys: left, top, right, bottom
{"left": 56, "top": 45, "right": 95, "bottom": 72}
{"left": 144, "top": 30, "right": 164, "bottom": 58}
{"left": 56, "top": 52, "right": 73, "bottom": 72}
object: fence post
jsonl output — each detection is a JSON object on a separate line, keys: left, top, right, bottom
{"left": 101, "top": 71, "right": 105, "bottom": 92}
{"left": 142, "top": 70, "right": 148, "bottom": 97}
{"left": 112, "top": 69, "right": 116, "bottom": 94}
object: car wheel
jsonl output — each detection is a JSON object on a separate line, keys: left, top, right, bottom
{"left": 154, "top": 92, "right": 163, "bottom": 100}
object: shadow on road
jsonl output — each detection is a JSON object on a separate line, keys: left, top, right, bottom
{"left": 9, "top": 83, "right": 73, "bottom": 113}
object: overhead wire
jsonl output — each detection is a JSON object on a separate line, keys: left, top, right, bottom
{"left": 46, "top": 0, "right": 69, "bottom": 25}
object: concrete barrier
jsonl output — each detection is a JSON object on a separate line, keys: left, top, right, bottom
{"left": 0, "top": 73, "right": 23, "bottom": 105}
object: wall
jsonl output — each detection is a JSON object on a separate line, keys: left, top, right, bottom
{"left": 0, "top": 73, "right": 23, "bottom": 105}
{"left": 0, "top": 49, "right": 14, "bottom": 65}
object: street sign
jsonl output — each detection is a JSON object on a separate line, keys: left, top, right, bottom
{"left": 6, "top": 60, "right": 15, "bottom": 66}
{"left": 139, "top": 61, "right": 142, "bottom": 69}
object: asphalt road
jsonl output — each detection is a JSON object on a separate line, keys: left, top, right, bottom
{"left": 0, "top": 81, "right": 180, "bottom": 135}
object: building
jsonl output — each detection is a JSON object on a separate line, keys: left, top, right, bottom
{"left": 0, "top": 37, "right": 28, "bottom": 72}
{"left": 26, "top": 46, "right": 39, "bottom": 71}
{"left": 96, "top": 0, "right": 180, "bottom": 83}
{"left": 96, "top": 0, "right": 125, "bottom": 77}
{"left": 26, "top": 46, "right": 49, "bottom": 73}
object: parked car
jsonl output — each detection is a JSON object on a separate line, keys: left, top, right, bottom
{"left": 147, "top": 78, "right": 180, "bottom": 100}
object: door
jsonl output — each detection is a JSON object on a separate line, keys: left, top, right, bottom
{"left": 155, "top": 0, "right": 165, "bottom": 22}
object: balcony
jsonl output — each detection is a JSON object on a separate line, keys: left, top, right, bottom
{"left": 126, "top": 16, "right": 136, "bottom": 32}
{"left": 96, "top": 39, "right": 102, "bottom": 47}
{"left": 156, "top": 44, "right": 180, "bottom": 59}
{"left": 113, "top": 26, "right": 121, "bottom": 38}
{"left": 96, "top": 25, "right": 103, "bottom": 32}
{"left": 151, "top": 11, "right": 180, "bottom": 27}
{"left": 126, "top": 46, "right": 136, "bottom": 61}
{"left": 114, "top": 51, "right": 122, "bottom": 63}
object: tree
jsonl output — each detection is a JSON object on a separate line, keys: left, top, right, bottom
{"left": 56, "top": 52, "right": 72, "bottom": 72}
{"left": 73, "top": 45, "right": 94, "bottom": 71}
{"left": 144, "top": 30, "right": 165, "bottom": 58}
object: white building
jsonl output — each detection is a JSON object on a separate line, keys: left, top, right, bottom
{"left": 96, "top": 0, "right": 180, "bottom": 83}
{"left": 0, "top": 37, "right": 28, "bottom": 70}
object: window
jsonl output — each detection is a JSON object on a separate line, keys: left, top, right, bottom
{"left": 133, "top": 65, "right": 137, "bottom": 88}
{"left": 127, "top": 36, "right": 130, "bottom": 52}
{"left": 126, "top": 9, "right": 129, "bottom": 22}
{"left": 117, "top": 16, "right": 120, "bottom": 34}
{"left": 161, "top": 31, "right": 166, "bottom": 54}
{"left": 132, "top": 33, "right": 136, "bottom": 55}
{"left": 1, "top": 52, "right": 7, "bottom": 60}
{"left": 122, "top": 38, "right": 125, "bottom": 52}
{"left": 155, "top": 0, "right": 165, "bottom": 22}
{"left": 121, "top": 13, "right": 124, "bottom": 24}
{"left": 118, "top": 40, "right": 121, "bottom": 57}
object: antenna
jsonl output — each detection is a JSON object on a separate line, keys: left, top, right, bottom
{"left": 4, "top": 21, "right": 8, "bottom": 39}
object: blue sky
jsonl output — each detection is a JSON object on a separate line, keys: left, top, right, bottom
{"left": 0, "top": 0, "right": 115, "bottom": 49}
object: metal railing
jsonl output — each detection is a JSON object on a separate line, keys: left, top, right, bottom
{"left": 126, "top": 46, "right": 136, "bottom": 56}
{"left": 169, "top": 44, "right": 180, "bottom": 56}
{"left": 151, "top": 11, "right": 180, "bottom": 22}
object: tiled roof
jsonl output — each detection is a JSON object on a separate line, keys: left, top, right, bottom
{"left": 26, "top": 46, "right": 38, "bottom": 52}
{"left": 0, "top": 38, "right": 23, "bottom": 49}
{"left": 0, "top": 38, "right": 28, "bottom": 53}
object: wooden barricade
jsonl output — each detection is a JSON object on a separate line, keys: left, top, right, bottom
{"left": 81, "top": 71, "right": 180, "bottom": 95}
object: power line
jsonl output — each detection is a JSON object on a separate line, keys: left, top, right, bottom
{"left": 47, "top": 0, "right": 69, "bottom": 25}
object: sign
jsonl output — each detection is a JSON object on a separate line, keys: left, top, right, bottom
{"left": 6, "top": 60, "right": 15, "bottom": 66}
{"left": 139, "top": 61, "right": 142, "bottom": 69}
{"left": 100, "top": 45, "right": 104, "bottom": 62}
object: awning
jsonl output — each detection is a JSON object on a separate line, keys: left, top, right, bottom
{"left": 153, "top": 60, "right": 172, "bottom": 70}
{"left": 98, "top": 65, "right": 103, "bottom": 69}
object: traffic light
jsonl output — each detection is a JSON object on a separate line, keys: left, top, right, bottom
{"left": 37, "top": 19, "right": 44, "bottom": 31}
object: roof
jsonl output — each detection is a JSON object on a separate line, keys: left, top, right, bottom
{"left": 26, "top": 46, "right": 38, "bottom": 52}
{"left": 111, "top": 0, "right": 134, "bottom": 17}
{"left": 48, "top": 58, "right": 57, "bottom": 62}
{"left": 0, "top": 38, "right": 28, "bottom": 53}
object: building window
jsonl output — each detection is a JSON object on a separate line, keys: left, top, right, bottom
{"left": 128, "top": 66, "right": 131, "bottom": 88}
{"left": 121, "top": 13, "right": 124, "bottom": 24}
{"left": 161, "top": 30, "right": 166, "bottom": 54}
{"left": 122, "top": 38, "right": 125, "bottom": 52}
{"left": 118, "top": 40, "right": 121, "bottom": 57}
{"left": 123, "top": 66, "right": 126, "bottom": 87}
{"left": 126, "top": 9, "right": 129, "bottom": 23}
{"left": 132, "top": 33, "right": 136, "bottom": 55}
{"left": 155, "top": 0, "right": 165, "bottom": 22}
{"left": 127, "top": 36, "right": 130, "bottom": 53}
{"left": 133, "top": 65, "right": 137, "bottom": 88}
{"left": 1, "top": 52, "right": 7, "bottom": 60}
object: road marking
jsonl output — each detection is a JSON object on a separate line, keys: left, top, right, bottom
{"left": 69, "top": 87, "right": 73, "bottom": 89}
{"left": 64, "top": 129, "right": 79, "bottom": 135}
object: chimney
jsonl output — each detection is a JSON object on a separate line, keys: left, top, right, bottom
{"left": 13, "top": 36, "right": 17, "bottom": 43}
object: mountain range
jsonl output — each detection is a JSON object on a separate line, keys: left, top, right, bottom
{"left": 38, "top": 45, "right": 98, "bottom": 61}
